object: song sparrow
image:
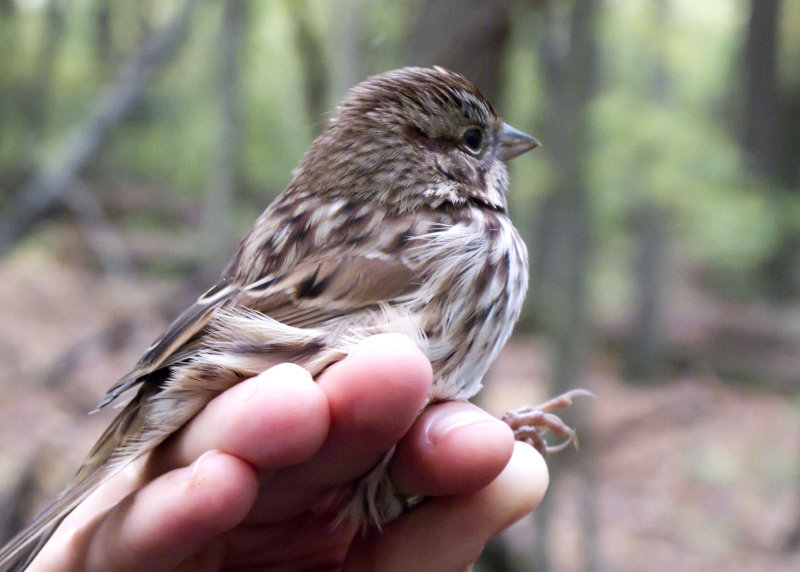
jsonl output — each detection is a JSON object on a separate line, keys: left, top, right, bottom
{"left": 0, "top": 66, "right": 585, "bottom": 570}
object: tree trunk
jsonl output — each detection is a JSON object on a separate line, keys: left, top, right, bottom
{"left": 202, "top": 0, "right": 244, "bottom": 276}
{"left": 742, "top": 0, "right": 785, "bottom": 182}
{"left": 624, "top": 205, "right": 670, "bottom": 383}
{"left": 530, "top": 0, "right": 598, "bottom": 570}
{"left": 741, "top": 0, "right": 800, "bottom": 299}
{"left": 623, "top": 0, "right": 671, "bottom": 385}
{"left": 533, "top": 0, "right": 596, "bottom": 400}
{"left": 289, "top": 0, "right": 329, "bottom": 134}
{"left": 326, "top": 0, "right": 366, "bottom": 100}
{"left": 26, "top": 0, "right": 67, "bottom": 139}
{"left": 405, "top": 0, "right": 512, "bottom": 99}
{"left": 94, "top": 0, "right": 114, "bottom": 66}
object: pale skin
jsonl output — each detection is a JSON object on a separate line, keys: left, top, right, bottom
{"left": 28, "top": 334, "right": 548, "bottom": 571}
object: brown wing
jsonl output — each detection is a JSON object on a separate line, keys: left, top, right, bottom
{"left": 240, "top": 253, "right": 419, "bottom": 329}
{"left": 96, "top": 281, "right": 237, "bottom": 409}
{"left": 97, "top": 249, "right": 418, "bottom": 409}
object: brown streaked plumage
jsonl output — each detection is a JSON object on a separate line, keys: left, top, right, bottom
{"left": 0, "top": 66, "right": 554, "bottom": 570}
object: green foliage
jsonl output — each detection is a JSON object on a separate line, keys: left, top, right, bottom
{"left": 586, "top": 0, "right": 797, "bottom": 299}
{"left": 2, "top": 0, "right": 796, "bottom": 301}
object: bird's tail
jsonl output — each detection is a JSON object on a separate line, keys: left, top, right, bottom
{"left": 0, "top": 390, "right": 151, "bottom": 571}
{"left": 0, "top": 464, "right": 115, "bottom": 571}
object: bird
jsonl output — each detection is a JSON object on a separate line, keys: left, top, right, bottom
{"left": 0, "top": 66, "right": 584, "bottom": 570}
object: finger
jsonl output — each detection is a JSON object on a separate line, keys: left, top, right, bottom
{"left": 389, "top": 401, "right": 514, "bottom": 497}
{"left": 311, "top": 333, "right": 433, "bottom": 480}
{"left": 243, "top": 333, "right": 432, "bottom": 521}
{"left": 148, "top": 362, "right": 330, "bottom": 475}
{"left": 345, "top": 442, "right": 548, "bottom": 572}
{"left": 31, "top": 451, "right": 258, "bottom": 572}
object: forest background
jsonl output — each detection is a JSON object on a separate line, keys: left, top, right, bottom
{"left": 1, "top": 0, "right": 799, "bottom": 570}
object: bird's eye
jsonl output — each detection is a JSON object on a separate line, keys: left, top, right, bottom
{"left": 463, "top": 128, "right": 483, "bottom": 153}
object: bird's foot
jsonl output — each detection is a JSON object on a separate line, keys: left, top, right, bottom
{"left": 501, "top": 389, "right": 595, "bottom": 456}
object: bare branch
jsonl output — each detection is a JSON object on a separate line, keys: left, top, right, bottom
{"left": 0, "top": 0, "right": 201, "bottom": 259}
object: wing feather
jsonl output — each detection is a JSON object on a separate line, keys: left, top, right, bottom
{"left": 239, "top": 253, "right": 418, "bottom": 328}
{"left": 98, "top": 249, "right": 418, "bottom": 409}
{"left": 95, "top": 283, "right": 237, "bottom": 409}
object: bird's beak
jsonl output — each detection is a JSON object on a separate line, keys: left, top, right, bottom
{"left": 498, "top": 123, "right": 540, "bottom": 162}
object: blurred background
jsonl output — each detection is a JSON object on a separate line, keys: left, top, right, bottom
{"left": 1, "top": 0, "right": 799, "bottom": 570}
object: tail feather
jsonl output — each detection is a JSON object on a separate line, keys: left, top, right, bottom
{"left": 0, "top": 391, "right": 150, "bottom": 571}
{"left": 0, "top": 465, "right": 115, "bottom": 572}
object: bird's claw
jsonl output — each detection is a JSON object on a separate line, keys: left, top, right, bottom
{"left": 501, "top": 389, "right": 595, "bottom": 456}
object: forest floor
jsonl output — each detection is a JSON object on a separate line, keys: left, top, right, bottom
{"left": 0, "top": 229, "right": 798, "bottom": 571}
{"left": 485, "top": 338, "right": 800, "bottom": 571}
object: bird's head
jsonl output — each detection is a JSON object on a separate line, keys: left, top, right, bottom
{"left": 290, "top": 67, "right": 539, "bottom": 214}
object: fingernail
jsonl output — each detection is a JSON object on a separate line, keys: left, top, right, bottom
{"left": 424, "top": 408, "right": 499, "bottom": 445}
{"left": 351, "top": 333, "right": 419, "bottom": 357}
{"left": 187, "top": 449, "right": 221, "bottom": 480}
{"left": 242, "top": 363, "right": 312, "bottom": 400}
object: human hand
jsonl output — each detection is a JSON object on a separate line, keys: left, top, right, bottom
{"left": 29, "top": 334, "right": 548, "bottom": 571}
